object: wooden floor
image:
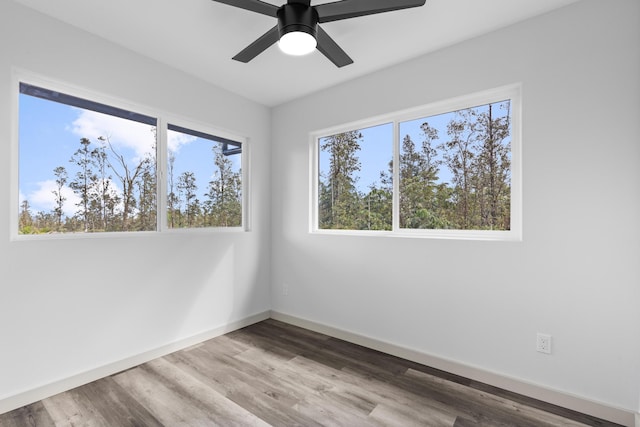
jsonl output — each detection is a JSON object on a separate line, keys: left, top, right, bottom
{"left": 0, "top": 319, "right": 622, "bottom": 427}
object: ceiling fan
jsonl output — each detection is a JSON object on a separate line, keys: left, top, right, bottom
{"left": 211, "top": 0, "right": 427, "bottom": 67}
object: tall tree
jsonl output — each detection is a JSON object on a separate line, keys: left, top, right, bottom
{"left": 69, "top": 138, "right": 95, "bottom": 232}
{"left": 399, "top": 134, "right": 422, "bottom": 227}
{"left": 177, "top": 171, "right": 198, "bottom": 227}
{"left": 418, "top": 122, "right": 441, "bottom": 192}
{"left": 319, "top": 131, "right": 362, "bottom": 229}
{"left": 439, "top": 102, "right": 511, "bottom": 230}
{"left": 167, "top": 152, "right": 179, "bottom": 228}
{"left": 52, "top": 166, "right": 67, "bottom": 231}
{"left": 473, "top": 101, "right": 511, "bottom": 229}
{"left": 90, "top": 143, "right": 116, "bottom": 231}
{"left": 99, "top": 135, "right": 153, "bottom": 231}
{"left": 399, "top": 126, "right": 448, "bottom": 229}
{"left": 206, "top": 145, "right": 242, "bottom": 227}
{"left": 137, "top": 159, "right": 157, "bottom": 231}
{"left": 442, "top": 109, "right": 479, "bottom": 229}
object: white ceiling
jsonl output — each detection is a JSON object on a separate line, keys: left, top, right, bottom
{"left": 13, "top": 0, "right": 580, "bottom": 106}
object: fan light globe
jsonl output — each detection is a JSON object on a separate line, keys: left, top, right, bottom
{"left": 279, "top": 31, "right": 317, "bottom": 56}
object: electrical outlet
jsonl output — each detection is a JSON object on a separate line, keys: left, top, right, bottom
{"left": 282, "top": 284, "right": 289, "bottom": 296}
{"left": 536, "top": 333, "right": 552, "bottom": 354}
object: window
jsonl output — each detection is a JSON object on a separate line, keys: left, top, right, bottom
{"left": 16, "top": 79, "right": 245, "bottom": 237}
{"left": 167, "top": 125, "right": 242, "bottom": 228}
{"left": 312, "top": 85, "right": 521, "bottom": 240}
{"left": 318, "top": 123, "right": 393, "bottom": 230}
{"left": 18, "top": 83, "right": 157, "bottom": 234}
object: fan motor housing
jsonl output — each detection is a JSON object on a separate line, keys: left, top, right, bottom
{"left": 277, "top": 3, "right": 319, "bottom": 39}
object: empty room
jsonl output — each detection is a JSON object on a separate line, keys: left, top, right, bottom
{"left": 0, "top": 0, "right": 638, "bottom": 426}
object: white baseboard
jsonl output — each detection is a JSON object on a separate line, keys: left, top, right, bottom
{"left": 271, "top": 310, "right": 636, "bottom": 427}
{"left": 0, "top": 310, "right": 270, "bottom": 415}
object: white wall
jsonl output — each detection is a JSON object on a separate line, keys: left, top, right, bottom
{"left": 0, "top": 1, "right": 271, "bottom": 407}
{"left": 271, "top": 0, "right": 640, "bottom": 415}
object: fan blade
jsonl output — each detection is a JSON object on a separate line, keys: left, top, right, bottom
{"left": 316, "top": 26, "right": 353, "bottom": 68}
{"left": 316, "top": 0, "right": 426, "bottom": 23}
{"left": 232, "top": 25, "right": 280, "bottom": 63}
{"left": 211, "top": 0, "right": 278, "bottom": 17}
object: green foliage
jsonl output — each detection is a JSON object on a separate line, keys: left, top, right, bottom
{"left": 399, "top": 126, "right": 451, "bottom": 229}
{"left": 319, "top": 131, "right": 393, "bottom": 230}
{"left": 440, "top": 102, "right": 511, "bottom": 230}
{"left": 204, "top": 144, "right": 242, "bottom": 227}
{"left": 359, "top": 185, "right": 392, "bottom": 231}
{"left": 18, "top": 225, "right": 38, "bottom": 234}
{"left": 319, "top": 130, "right": 363, "bottom": 229}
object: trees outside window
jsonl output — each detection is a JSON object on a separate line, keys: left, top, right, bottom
{"left": 19, "top": 83, "right": 157, "bottom": 234}
{"left": 314, "top": 86, "right": 520, "bottom": 239}
{"left": 17, "top": 81, "right": 244, "bottom": 236}
{"left": 399, "top": 100, "right": 512, "bottom": 231}
{"left": 167, "top": 125, "right": 242, "bottom": 229}
{"left": 318, "top": 124, "right": 393, "bottom": 230}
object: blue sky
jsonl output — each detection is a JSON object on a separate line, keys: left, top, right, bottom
{"left": 19, "top": 92, "right": 239, "bottom": 218}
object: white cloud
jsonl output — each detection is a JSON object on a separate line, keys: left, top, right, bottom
{"left": 168, "top": 130, "right": 197, "bottom": 154}
{"left": 70, "top": 110, "right": 155, "bottom": 160}
{"left": 29, "top": 180, "right": 81, "bottom": 218}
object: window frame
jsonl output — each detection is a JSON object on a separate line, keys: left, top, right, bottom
{"left": 162, "top": 117, "right": 249, "bottom": 233}
{"left": 310, "top": 84, "right": 522, "bottom": 241}
{"left": 11, "top": 70, "right": 249, "bottom": 241}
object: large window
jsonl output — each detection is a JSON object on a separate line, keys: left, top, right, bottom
{"left": 312, "top": 85, "right": 521, "bottom": 240}
{"left": 16, "top": 79, "right": 245, "bottom": 237}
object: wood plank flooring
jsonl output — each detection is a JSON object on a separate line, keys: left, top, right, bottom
{"left": 0, "top": 319, "right": 623, "bottom": 427}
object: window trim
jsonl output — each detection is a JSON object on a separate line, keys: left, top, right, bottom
{"left": 12, "top": 70, "right": 249, "bottom": 241}
{"left": 310, "top": 84, "right": 522, "bottom": 241}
